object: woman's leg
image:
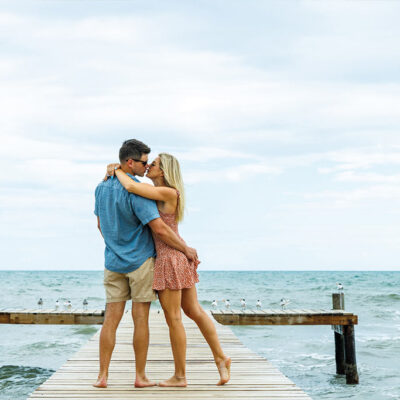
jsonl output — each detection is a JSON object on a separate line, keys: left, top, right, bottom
{"left": 158, "top": 288, "right": 187, "bottom": 387}
{"left": 181, "top": 286, "right": 231, "bottom": 385}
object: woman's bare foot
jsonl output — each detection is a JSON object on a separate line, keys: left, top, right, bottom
{"left": 217, "top": 357, "right": 231, "bottom": 385}
{"left": 158, "top": 375, "right": 187, "bottom": 387}
{"left": 93, "top": 376, "right": 107, "bottom": 388}
{"left": 135, "top": 376, "right": 157, "bottom": 388}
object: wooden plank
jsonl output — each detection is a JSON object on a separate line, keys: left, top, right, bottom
{"left": 0, "top": 310, "right": 105, "bottom": 325}
{"left": 211, "top": 311, "right": 358, "bottom": 326}
{"left": 28, "top": 310, "right": 311, "bottom": 399}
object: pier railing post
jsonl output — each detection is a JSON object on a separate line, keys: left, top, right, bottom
{"left": 332, "top": 292, "right": 359, "bottom": 384}
{"left": 332, "top": 293, "right": 346, "bottom": 375}
{"left": 343, "top": 324, "right": 359, "bottom": 384}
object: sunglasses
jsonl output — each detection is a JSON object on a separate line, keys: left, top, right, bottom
{"left": 127, "top": 158, "right": 148, "bottom": 166}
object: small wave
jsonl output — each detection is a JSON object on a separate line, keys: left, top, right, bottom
{"left": 23, "top": 341, "right": 71, "bottom": 351}
{"left": 71, "top": 326, "right": 99, "bottom": 335}
{"left": 0, "top": 365, "right": 54, "bottom": 394}
{"left": 366, "top": 293, "right": 400, "bottom": 304}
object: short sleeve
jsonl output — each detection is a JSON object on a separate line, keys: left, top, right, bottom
{"left": 130, "top": 194, "right": 160, "bottom": 225}
{"left": 94, "top": 185, "right": 100, "bottom": 216}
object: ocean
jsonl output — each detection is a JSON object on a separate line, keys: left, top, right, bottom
{"left": 0, "top": 270, "right": 399, "bottom": 400}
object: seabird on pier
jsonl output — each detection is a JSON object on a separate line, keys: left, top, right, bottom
{"left": 240, "top": 298, "right": 246, "bottom": 310}
{"left": 55, "top": 300, "right": 60, "bottom": 310}
{"left": 83, "top": 298, "right": 88, "bottom": 310}
{"left": 224, "top": 299, "right": 230, "bottom": 310}
{"left": 38, "top": 298, "right": 43, "bottom": 309}
{"left": 336, "top": 282, "right": 344, "bottom": 292}
{"left": 211, "top": 300, "right": 218, "bottom": 310}
{"left": 280, "top": 298, "right": 290, "bottom": 310}
{"left": 256, "top": 299, "right": 262, "bottom": 310}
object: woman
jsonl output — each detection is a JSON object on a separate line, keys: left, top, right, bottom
{"left": 105, "top": 153, "right": 231, "bottom": 387}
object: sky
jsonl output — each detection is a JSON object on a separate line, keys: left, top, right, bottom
{"left": 0, "top": 0, "right": 400, "bottom": 271}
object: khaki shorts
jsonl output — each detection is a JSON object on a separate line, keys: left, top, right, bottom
{"left": 104, "top": 257, "right": 157, "bottom": 303}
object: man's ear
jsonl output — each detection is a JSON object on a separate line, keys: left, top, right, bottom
{"left": 125, "top": 159, "right": 134, "bottom": 169}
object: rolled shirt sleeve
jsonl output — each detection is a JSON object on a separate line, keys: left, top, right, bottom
{"left": 130, "top": 195, "right": 160, "bottom": 225}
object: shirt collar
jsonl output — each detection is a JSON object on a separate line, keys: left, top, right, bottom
{"left": 126, "top": 173, "right": 140, "bottom": 182}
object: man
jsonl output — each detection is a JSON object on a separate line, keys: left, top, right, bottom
{"left": 93, "top": 139, "right": 197, "bottom": 388}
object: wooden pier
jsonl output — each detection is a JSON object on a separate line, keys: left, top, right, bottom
{"left": 212, "top": 293, "right": 359, "bottom": 385}
{"left": 0, "top": 309, "right": 104, "bottom": 325}
{"left": 27, "top": 310, "right": 311, "bottom": 399}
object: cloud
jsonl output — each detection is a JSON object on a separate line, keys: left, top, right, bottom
{"left": 185, "top": 162, "right": 281, "bottom": 184}
{"left": 1, "top": 3, "right": 400, "bottom": 270}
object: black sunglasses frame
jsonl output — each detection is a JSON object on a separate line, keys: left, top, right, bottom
{"left": 126, "top": 158, "right": 148, "bottom": 166}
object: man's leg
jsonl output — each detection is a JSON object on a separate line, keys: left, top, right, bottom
{"left": 131, "top": 301, "right": 156, "bottom": 388}
{"left": 93, "top": 301, "right": 126, "bottom": 388}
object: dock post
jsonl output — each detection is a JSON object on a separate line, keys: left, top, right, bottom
{"left": 343, "top": 324, "right": 359, "bottom": 384}
{"left": 332, "top": 293, "right": 345, "bottom": 375}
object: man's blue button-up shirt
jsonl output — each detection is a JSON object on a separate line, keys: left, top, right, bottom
{"left": 94, "top": 174, "right": 159, "bottom": 274}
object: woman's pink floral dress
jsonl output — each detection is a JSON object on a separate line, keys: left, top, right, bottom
{"left": 152, "top": 203, "right": 199, "bottom": 291}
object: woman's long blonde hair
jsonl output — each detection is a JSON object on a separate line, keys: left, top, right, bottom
{"left": 159, "top": 153, "right": 185, "bottom": 222}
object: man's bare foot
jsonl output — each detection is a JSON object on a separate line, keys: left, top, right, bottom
{"left": 135, "top": 376, "right": 157, "bottom": 388}
{"left": 93, "top": 376, "right": 107, "bottom": 388}
{"left": 217, "top": 357, "right": 231, "bottom": 385}
{"left": 158, "top": 375, "right": 187, "bottom": 387}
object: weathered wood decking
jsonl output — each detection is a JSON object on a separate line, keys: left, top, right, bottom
{"left": 0, "top": 309, "right": 104, "bottom": 325}
{"left": 211, "top": 308, "right": 358, "bottom": 326}
{"left": 28, "top": 310, "right": 311, "bottom": 399}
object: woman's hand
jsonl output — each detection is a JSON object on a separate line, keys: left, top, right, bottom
{"left": 104, "top": 163, "right": 121, "bottom": 180}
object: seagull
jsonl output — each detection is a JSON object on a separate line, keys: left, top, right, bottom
{"left": 38, "top": 298, "right": 43, "bottom": 310}
{"left": 55, "top": 300, "right": 60, "bottom": 311}
{"left": 280, "top": 298, "right": 290, "bottom": 310}
{"left": 224, "top": 299, "right": 230, "bottom": 310}
{"left": 240, "top": 298, "right": 246, "bottom": 310}
{"left": 256, "top": 300, "right": 262, "bottom": 310}
{"left": 336, "top": 282, "right": 344, "bottom": 292}
{"left": 64, "top": 300, "right": 72, "bottom": 310}
{"left": 211, "top": 300, "right": 218, "bottom": 310}
{"left": 83, "top": 298, "right": 88, "bottom": 310}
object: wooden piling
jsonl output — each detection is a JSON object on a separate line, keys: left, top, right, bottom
{"left": 332, "top": 293, "right": 359, "bottom": 384}
{"left": 344, "top": 324, "right": 359, "bottom": 384}
{"left": 332, "top": 293, "right": 346, "bottom": 375}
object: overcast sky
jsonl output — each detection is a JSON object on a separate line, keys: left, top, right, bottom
{"left": 1, "top": 0, "right": 399, "bottom": 271}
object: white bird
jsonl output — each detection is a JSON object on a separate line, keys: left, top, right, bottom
{"left": 83, "top": 298, "right": 88, "bottom": 310}
{"left": 64, "top": 300, "right": 72, "bottom": 310}
{"left": 38, "top": 298, "right": 43, "bottom": 309}
{"left": 280, "top": 298, "right": 290, "bottom": 310}
{"left": 55, "top": 300, "right": 60, "bottom": 311}
{"left": 336, "top": 282, "right": 344, "bottom": 292}
{"left": 256, "top": 299, "right": 262, "bottom": 310}
{"left": 240, "top": 298, "right": 246, "bottom": 310}
{"left": 224, "top": 299, "right": 230, "bottom": 310}
{"left": 211, "top": 300, "right": 218, "bottom": 310}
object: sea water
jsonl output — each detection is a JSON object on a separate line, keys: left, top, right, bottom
{"left": 0, "top": 271, "right": 399, "bottom": 400}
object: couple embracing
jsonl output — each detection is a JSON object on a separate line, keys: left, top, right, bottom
{"left": 94, "top": 139, "right": 230, "bottom": 388}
